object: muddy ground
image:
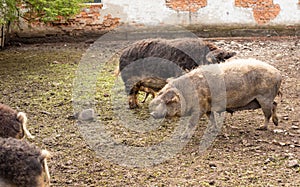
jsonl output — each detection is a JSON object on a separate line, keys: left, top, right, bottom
{"left": 0, "top": 35, "right": 299, "bottom": 187}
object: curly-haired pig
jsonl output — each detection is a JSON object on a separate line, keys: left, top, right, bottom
{"left": 0, "top": 103, "right": 34, "bottom": 139}
{"left": 0, "top": 137, "right": 50, "bottom": 187}
{"left": 149, "top": 58, "right": 282, "bottom": 130}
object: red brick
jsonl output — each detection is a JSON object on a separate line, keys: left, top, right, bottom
{"left": 166, "top": 0, "right": 207, "bottom": 12}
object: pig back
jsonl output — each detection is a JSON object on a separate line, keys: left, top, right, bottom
{"left": 220, "top": 59, "right": 282, "bottom": 108}
{"left": 167, "top": 58, "right": 282, "bottom": 114}
{"left": 119, "top": 38, "right": 212, "bottom": 94}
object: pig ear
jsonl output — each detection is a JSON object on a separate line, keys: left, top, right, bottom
{"left": 171, "top": 95, "right": 179, "bottom": 103}
{"left": 166, "top": 94, "right": 179, "bottom": 104}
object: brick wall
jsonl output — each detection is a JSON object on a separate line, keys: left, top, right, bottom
{"left": 58, "top": 4, "right": 120, "bottom": 32}
{"left": 13, "top": 3, "right": 120, "bottom": 38}
{"left": 166, "top": 0, "right": 207, "bottom": 12}
{"left": 165, "top": 0, "right": 283, "bottom": 25}
{"left": 12, "top": 0, "right": 300, "bottom": 38}
{"left": 235, "top": 0, "right": 280, "bottom": 25}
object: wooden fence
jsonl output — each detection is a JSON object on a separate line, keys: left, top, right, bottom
{"left": 0, "top": 25, "right": 5, "bottom": 48}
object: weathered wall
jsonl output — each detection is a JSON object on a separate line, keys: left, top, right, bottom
{"left": 13, "top": 3, "right": 120, "bottom": 38}
{"left": 101, "top": 0, "right": 299, "bottom": 26}
{"left": 11, "top": 0, "right": 300, "bottom": 39}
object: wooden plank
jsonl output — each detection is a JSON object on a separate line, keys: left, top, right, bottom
{"left": 0, "top": 25, "right": 5, "bottom": 48}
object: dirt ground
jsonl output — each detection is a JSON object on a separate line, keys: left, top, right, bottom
{"left": 0, "top": 35, "right": 299, "bottom": 187}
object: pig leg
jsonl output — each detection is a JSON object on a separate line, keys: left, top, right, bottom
{"left": 128, "top": 94, "right": 139, "bottom": 109}
{"left": 141, "top": 93, "right": 150, "bottom": 103}
{"left": 198, "top": 112, "right": 222, "bottom": 153}
{"left": 272, "top": 101, "right": 279, "bottom": 126}
{"left": 256, "top": 98, "right": 273, "bottom": 130}
{"left": 128, "top": 83, "right": 140, "bottom": 109}
{"left": 189, "top": 112, "right": 201, "bottom": 129}
{"left": 184, "top": 112, "right": 203, "bottom": 139}
{"left": 206, "top": 112, "right": 222, "bottom": 133}
{"left": 150, "top": 90, "right": 156, "bottom": 99}
{"left": 141, "top": 87, "right": 156, "bottom": 103}
{"left": 206, "top": 112, "right": 216, "bottom": 127}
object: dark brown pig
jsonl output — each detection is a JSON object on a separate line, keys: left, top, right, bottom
{"left": 149, "top": 58, "right": 282, "bottom": 130}
{"left": 119, "top": 38, "right": 236, "bottom": 109}
{"left": 129, "top": 77, "right": 167, "bottom": 105}
{"left": 0, "top": 104, "right": 34, "bottom": 139}
{"left": 0, "top": 137, "right": 51, "bottom": 187}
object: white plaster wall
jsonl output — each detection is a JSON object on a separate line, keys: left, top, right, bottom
{"left": 272, "top": 0, "right": 299, "bottom": 24}
{"left": 188, "top": 0, "right": 256, "bottom": 25}
{"left": 101, "top": 0, "right": 174, "bottom": 24}
{"left": 101, "top": 0, "right": 300, "bottom": 26}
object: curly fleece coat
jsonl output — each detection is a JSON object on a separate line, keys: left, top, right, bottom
{"left": 0, "top": 137, "right": 50, "bottom": 187}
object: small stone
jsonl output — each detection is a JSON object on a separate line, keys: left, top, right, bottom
{"left": 242, "top": 139, "right": 248, "bottom": 145}
{"left": 273, "top": 129, "right": 285, "bottom": 133}
{"left": 291, "top": 125, "right": 299, "bottom": 130}
{"left": 285, "top": 106, "right": 294, "bottom": 111}
{"left": 286, "top": 159, "right": 299, "bottom": 168}
{"left": 78, "top": 109, "right": 95, "bottom": 121}
{"left": 275, "top": 54, "right": 283, "bottom": 59}
{"left": 283, "top": 116, "right": 289, "bottom": 120}
{"left": 209, "top": 180, "right": 215, "bottom": 185}
{"left": 279, "top": 142, "right": 286, "bottom": 146}
{"left": 259, "top": 42, "right": 265, "bottom": 46}
{"left": 284, "top": 153, "right": 294, "bottom": 159}
{"left": 41, "top": 111, "right": 52, "bottom": 115}
{"left": 209, "top": 163, "right": 217, "bottom": 168}
{"left": 85, "top": 39, "right": 95, "bottom": 44}
{"left": 264, "top": 157, "right": 275, "bottom": 164}
{"left": 288, "top": 132, "right": 296, "bottom": 137}
{"left": 272, "top": 140, "right": 286, "bottom": 146}
{"left": 66, "top": 160, "right": 73, "bottom": 166}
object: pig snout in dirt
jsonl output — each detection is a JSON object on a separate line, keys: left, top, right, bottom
{"left": 149, "top": 88, "right": 183, "bottom": 119}
{"left": 149, "top": 101, "right": 167, "bottom": 119}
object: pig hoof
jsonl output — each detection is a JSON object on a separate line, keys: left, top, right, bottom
{"left": 273, "top": 117, "right": 279, "bottom": 126}
{"left": 129, "top": 105, "right": 139, "bottom": 109}
{"left": 256, "top": 125, "right": 268, "bottom": 131}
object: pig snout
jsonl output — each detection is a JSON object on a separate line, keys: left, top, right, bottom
{"left": 149, "top": 101, "right": 167, "bottom": 119}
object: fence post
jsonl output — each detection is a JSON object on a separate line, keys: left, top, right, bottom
{"left": 0, "top": 25, "right": 5, "bottom": 48}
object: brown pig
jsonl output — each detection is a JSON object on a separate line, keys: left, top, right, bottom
{"left": 149, "top": 58, "right": 282, "bottom": 130}
{"left": 0, "top": 103, "right": 34, "bottom": 139}
{"left": 0, "top": 137, "right": 51, "bottom": 187}
{"left": 129, "top": 77, "right": 168, "bottom": 105}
